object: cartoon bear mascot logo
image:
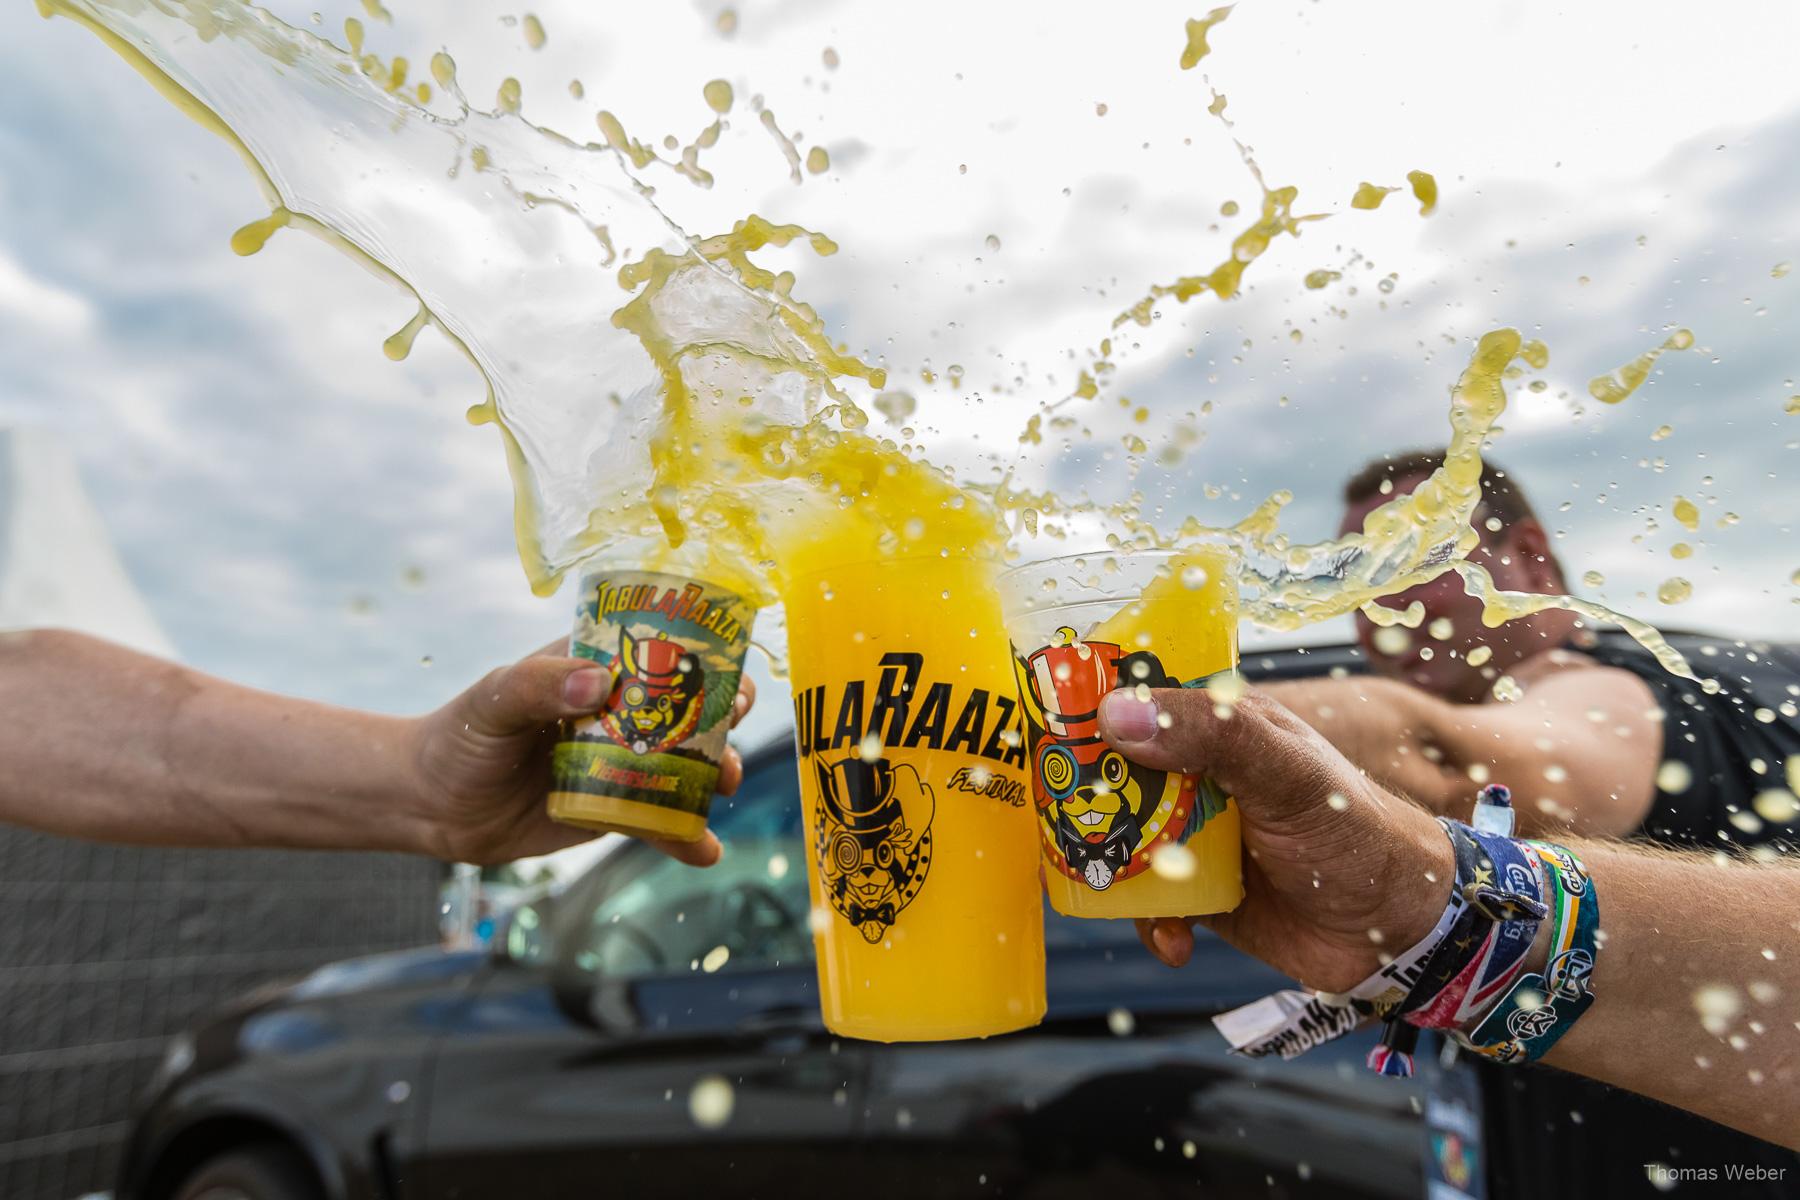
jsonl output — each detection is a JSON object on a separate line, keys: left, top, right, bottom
{"left": 1013, "top": 627, "right": 1227, "bottom": 890}
{"left": 599, "top": 630, "right": 706, "bottom": 755}
{"left": 815, "top": 755, "right": 935, "bottom": 943}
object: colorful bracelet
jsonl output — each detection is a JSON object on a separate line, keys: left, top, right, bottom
{"left": 1365, "top": 821, "right": 1547, "bottom": 1074}
{"left": 1212, "top": 792, "right": 1602, "bottom": 1079}
{"left": 1212, "top": 812, "right": 1547, "bottom": 1071}
{"left": 1452, "top": 840, "right": 1599, "bottom": 1064}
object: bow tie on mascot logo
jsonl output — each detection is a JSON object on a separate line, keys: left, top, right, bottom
{"left": 600, "top": 631, "right": 706, "bottom": 755}
{"left": 1015, "top": 627, "right": 1217, "bottom": 891}
{"left": 814, "top": 755, "right": 935, "bottom": 944}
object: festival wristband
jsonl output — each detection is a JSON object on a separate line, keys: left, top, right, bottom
{"left": 1407, "top": 828, "right": 1547, "bottom": 1029}
{"left": 1453, "top": 840, "right": 1599, "bottom": 1063}
{"left": 1211, "top": 816, "right": 1473, "bottom": 1058}
{"left": 1386, "top": 822, "right": 1546, "bottom": 1021}
{"left": 1213, "top": 816, "right": 1533, "bottom": 1059}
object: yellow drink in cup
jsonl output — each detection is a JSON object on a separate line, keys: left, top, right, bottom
{"left": 999, "top": 547, "right": 1244, "bottom": 920}
{"left": 548, "top": 563, "right": 758, "bottom": 843}
{"left": 782, "top": 553, "right": 1048, "bottom": 1042}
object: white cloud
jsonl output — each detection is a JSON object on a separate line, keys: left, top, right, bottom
{"left": 0, "top": 245, "right": 95, "bottom": 337}
{"left": 1, "top": 0, "right": 1795, "bottom": 729}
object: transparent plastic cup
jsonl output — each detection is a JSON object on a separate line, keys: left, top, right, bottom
{"left": 782, "top": 553, "right": 1047, "bottom": 1041}
{"left": 999, "top": 547, "right": 1244, "bottom": 919}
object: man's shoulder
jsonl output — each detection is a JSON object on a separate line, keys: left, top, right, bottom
{"left": 1507, "top": 642, "right": 1656, "bottom": 695}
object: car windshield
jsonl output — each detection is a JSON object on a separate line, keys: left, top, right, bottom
{"left": 549, "top": 742, "right": 1143, "bottom": 981}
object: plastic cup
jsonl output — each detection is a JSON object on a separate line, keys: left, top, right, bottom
{"left": 999, "top": 547, "right": 1244, "bottom": 919}
{"left": 782, "top": 553, "right": 1047, "bottom": 1042}
{"left": 548, "top": 566, "right": 757, "bottom": 843}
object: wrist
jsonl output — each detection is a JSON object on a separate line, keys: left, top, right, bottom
{"left": 392, "top": 714, "right": 456, "bottom": 859}
{"left": 1386, "top": 808, "right": 1458, "bottom": 953}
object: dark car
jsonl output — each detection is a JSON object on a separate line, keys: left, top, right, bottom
{"left": 118, "top": 646, "right": 1446, "bottom": 1200}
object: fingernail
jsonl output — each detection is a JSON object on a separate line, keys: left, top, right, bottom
{"left": 1100, "top": 690, "right": 1160, "bottom": 743}
{"left": 562, "top": 667, "right": 609, "bottom": 710}
{"left": 1152, "top": 921, "right": 1185, "bottom": 967}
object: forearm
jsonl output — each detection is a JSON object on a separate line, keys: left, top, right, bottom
{"left": 1536, "top": 839, "right": 1800, "bottom": 1149}
{"left": 0, "top": 629, "right": 431, "bottom": 854}
{"left": 1267, "top": 673, "right": 1652, "bottom": 837}
{"left": 1265, "top": 676, "right": 1468, "bottom": 813}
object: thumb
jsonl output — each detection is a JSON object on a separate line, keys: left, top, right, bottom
{"left": 1097, "top": 685, "right": 1350, "bottom": 826}
{"left": 462, "top": 655, "right": 615, "bottom": 738}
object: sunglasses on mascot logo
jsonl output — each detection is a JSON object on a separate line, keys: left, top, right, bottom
{"left": 1036, "top": 743, "right": 1129, "bottom": 801}
{"left": 619, "top": 683, "right": 676, "bottom": 713}
{"left": 830, "top": 830, "right": 900, "bottom": 874}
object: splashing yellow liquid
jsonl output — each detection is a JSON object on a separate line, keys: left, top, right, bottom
{"left": 1673, "top": 495, "right": 1701, "bottom": 530}
{"left": 1407, "top": 169, "right": 1438, "bottom": 215}
{"left": 1588, "top": 328, "right": 1695, "bottom": 404}
{"left": 35, "top": 0, "right": 1706, "bottom": 692}
{"left": 1350, "top": 181, "right": 1399, "bottom": 210}
{"left": 1180, "top": 7, "right": 1234, "bottom": 70}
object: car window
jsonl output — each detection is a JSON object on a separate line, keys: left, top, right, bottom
{"left": 555, "top": 745, "right": 1198, "bottom": 977}
{"left": 1042, "top": 905, "right": 1144, "bottom": 951}
{"left": 562, "top": 750, "right": 814, "bottom": 979}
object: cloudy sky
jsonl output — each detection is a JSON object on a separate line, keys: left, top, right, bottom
{"left": 1, "top": 0, "right": 1795, "bottom": 749}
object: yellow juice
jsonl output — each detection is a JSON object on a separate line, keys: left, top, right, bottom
{"left": 783, "top": 552, "right": 1047, "bottom": 1042}
{"left": 1003, "top": 548, "right": 1244, "bottom": 920}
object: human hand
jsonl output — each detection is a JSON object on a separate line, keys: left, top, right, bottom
{"left": 405, "top": 642, "right": 756, "bottom": 866}
{"left": 1097, "top": 685, "right": 1453, "bottom": 993}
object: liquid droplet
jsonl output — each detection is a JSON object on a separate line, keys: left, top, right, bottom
{"left": 383, "top": 303, "right": 430, "bottom": 361}
{"left": 1407, "top": 170, "right": 1438, "bottom": 216}
{"left": 1657, "top": 577, "right": 1693, "bottom": 605}
{"left": 229, "top": 208, "right": 291, "bottom": 256}
{"left": 1588, "top": 329, "right": 1695, "bottom": 404}
{"left": 1179, "top": 7, "right": 1232, "bottom": 70}
{"left": 688, "top": 1075, "right": 735, "bottom": 1128}
{"left": 1656, "top": 760, "right": 1694, "bottom": 794}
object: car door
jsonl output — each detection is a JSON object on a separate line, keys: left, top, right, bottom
{"left": 853, "top": 911, "right": 1427, "bottom": 1199}
{"left": 415, "top": 749, "right": 867, "bottom": 1199}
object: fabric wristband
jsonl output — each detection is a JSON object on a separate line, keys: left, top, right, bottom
{"left": 1404, "top": 826, "right": 1547, "bottom": 1029}
{"left": 1453, "top": 839, "right": 1599, "bottom": 1063}
{"left": 1213, "top": 817, "right": 1544, "bottom": 1060}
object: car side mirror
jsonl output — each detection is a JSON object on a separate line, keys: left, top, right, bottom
{"left": 548, "top": 955, "right": 643, "bottom": 1036}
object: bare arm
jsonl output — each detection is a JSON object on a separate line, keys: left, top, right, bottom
{"left": 0, "top": 629, "right": 740, "bottom": 863}
{"left": 0, "top": 630, "right": 424, "bottom": 851}
{"left": 1538, "top": 839, "right": 1800, "bottom": 1147}
{"left": 1102, "top": 684, "right": 1800, "bottom": 1151}
{"left": 1265, "top": 660, "right": 1660, "bottom": 837}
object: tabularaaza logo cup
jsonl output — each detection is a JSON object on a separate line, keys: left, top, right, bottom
{"left": 599, "top": 629, "right": 706, "bottom": 756}
{"left": 814, "top": 756, "right": 935, "bottom": 944}
{"left": 1014, "top": 627, "right": 1228, "bottom": 891}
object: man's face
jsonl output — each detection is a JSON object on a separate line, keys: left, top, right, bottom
{"left": 1341, "top": 472, "right": 1550, "bottom": 702}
